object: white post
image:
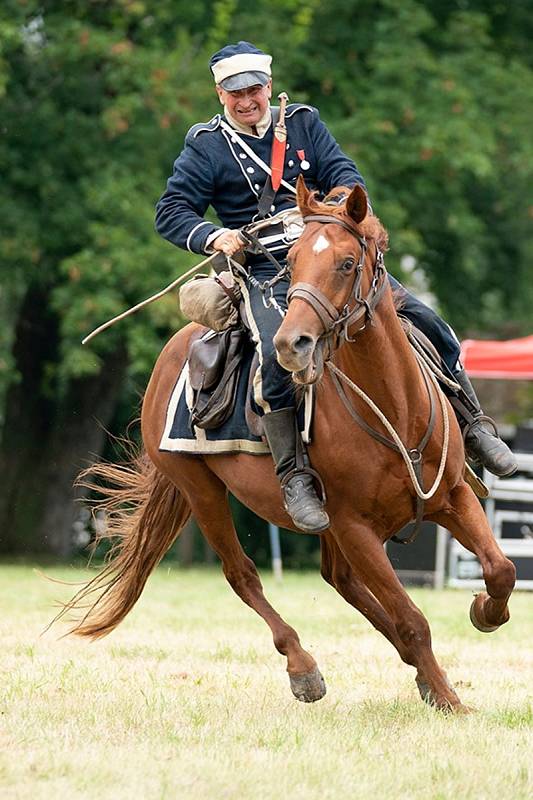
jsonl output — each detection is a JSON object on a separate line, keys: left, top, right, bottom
{"left": 434, "top": 525, "right": 449, "bottom": 590}
{"left": 269, "top": 523, "right": 283, "bottom": 582}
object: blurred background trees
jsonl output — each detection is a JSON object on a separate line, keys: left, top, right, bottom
{"left": 1, "top": 0, "right": 531, "bottom": 558}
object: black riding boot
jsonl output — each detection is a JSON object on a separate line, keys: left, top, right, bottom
{"left": 262, "top": 408, "right": 330, "bottom": 533}
{"left": 452, "top": 369, "right": 517, "bottom": 477}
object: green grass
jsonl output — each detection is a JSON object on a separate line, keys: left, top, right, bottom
{"left": 0, "top": 564, "right": 532, "bottom": 799}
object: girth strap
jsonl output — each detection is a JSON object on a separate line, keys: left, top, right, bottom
{"left": 392, "top": 458, "right": 426, "bottom": 545}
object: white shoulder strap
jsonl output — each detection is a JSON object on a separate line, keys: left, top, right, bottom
{"left": 219, "top": 119, "right": 296, "bottom": 195}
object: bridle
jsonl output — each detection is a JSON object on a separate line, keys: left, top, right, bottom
{"left": 286, "top": 214, "right": 388, "bottom": 348}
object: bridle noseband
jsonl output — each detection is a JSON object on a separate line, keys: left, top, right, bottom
{"left": 286, "top": 214, "right": 387, "bottom": 347}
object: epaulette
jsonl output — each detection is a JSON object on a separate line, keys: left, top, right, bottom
{"left": 285, "top": 104, "right": 315, "bottom": 119}
{"left": 188, "top": 114, "right": 222, "bottom": 138}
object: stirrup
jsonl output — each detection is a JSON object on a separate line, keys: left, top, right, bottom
{"left": 461, "top": 413, "right": 498, "bottom": 442}
{"left": 280, "top": 466, "right": 327, "bottom": 505}
{"left": 280, "top": 468, "right": 329, "bottom": 533}
{"left": 463, "top": 415, "right": 517, "bottom": 478}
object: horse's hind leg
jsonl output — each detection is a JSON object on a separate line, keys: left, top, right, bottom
{"left": 180, "top": 465, "right": 326, "bottom": 703}
{"left": 320, "top": 534, "right": 412, "bottom": 664}
{"left": 332, "top": 521, "right": 466, "bottom": 711}
{"left": 432, "top": 482, "right": 516, "bottom": 632}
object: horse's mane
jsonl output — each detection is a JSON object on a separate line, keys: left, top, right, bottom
{"left": 324, "top": 187, "right": 399, "bottom": 307}
{"left": 303, "top": 186, "right": 389, "bottom": 253}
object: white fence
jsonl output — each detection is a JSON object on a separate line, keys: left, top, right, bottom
{"left": 441, "top": 452, "right": 533, "bottom": 590}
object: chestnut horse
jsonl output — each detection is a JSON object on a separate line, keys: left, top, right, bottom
{"left": 60, "top": 180, "right": 515, "bottom": 712}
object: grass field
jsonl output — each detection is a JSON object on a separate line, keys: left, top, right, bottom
{"left": 1, "top": 563, "right": 532, "bottom": 800}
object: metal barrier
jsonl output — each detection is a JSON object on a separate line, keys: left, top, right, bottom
{"left": 442, "top": 453, "right": 533, "bottom": 589}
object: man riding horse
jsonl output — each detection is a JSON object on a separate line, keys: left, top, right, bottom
{"left": 155, "top": 41, "right": 516, "bottom": 534}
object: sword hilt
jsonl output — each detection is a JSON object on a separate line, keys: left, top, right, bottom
{"left": 277, "top": 92, "right": 289, "bottom": 130}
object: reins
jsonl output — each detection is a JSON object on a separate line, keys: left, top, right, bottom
{"left": 287, "top": 212, "right": 451, "bottom": 543}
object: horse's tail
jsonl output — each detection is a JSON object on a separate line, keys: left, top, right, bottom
{"left": 52, "top": 452, "right": 191, "bottom": 639}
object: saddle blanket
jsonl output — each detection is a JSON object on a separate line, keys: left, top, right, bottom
{"left": 159, "top": 340, "right": 313, "bottom": 456}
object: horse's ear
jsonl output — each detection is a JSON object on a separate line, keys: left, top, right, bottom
{"left": 296, "top": 175, "right": 312, "bottom": 215}
{"left": 346, "top": 184, "right": 368, "bottom": 224}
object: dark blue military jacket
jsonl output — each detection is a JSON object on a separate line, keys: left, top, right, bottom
{"left": 155, "top": 104, "right": 367, "bottom": 256}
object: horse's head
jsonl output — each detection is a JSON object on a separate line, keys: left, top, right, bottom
{"left": 274, "top": 178, "right": 388, "bottom": 384}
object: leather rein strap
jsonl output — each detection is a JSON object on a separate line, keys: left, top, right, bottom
{"left": 287, "top": 212, "right": 438, "bottom": 545}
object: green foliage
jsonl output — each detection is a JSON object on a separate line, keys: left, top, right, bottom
{"left": 1, "top": 0, "right": 532, "bottom": 552}
{"left": 269, "top": 0, "right": 533, "bottom": 332}
{"left": 2, "top": 1, "right": 532, "bottom": 387}
{"left": 1, "top": 1, "right": 212, "bottom": 401}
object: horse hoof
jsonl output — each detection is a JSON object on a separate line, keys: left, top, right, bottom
{"left": 469, "top": 593, "right": 501, "bottom": 633}
{"left": 415, "top": 675, "right": 433, "bottom": 703}
{"left": 415, "top": 675, "right": 466, "bottom": 712}
{"left": 289, "top": 667, "right": 327, "bottom": 703}
{"left": 456, "top": 704, "right": 475, "bottom": 715}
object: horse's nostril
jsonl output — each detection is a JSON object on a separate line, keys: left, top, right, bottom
{"left": 293, "top": 335, "right": 314, "bottom": 353}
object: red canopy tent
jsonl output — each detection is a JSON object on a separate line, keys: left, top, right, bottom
{"left": 461, "top": 335, "right": 533, "bottom": 380}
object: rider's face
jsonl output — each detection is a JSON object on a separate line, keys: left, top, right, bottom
{"left": 216, "top": 81, "right": 272, "bottom": 126}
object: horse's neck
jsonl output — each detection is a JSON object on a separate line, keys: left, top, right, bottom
{"left": 335, "top": 294, "right": 426, "bottom": 419}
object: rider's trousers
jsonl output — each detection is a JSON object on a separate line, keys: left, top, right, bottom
{"left": 239, "top": 266, "right": 294, "bottom": 413}
{"left": 239, "top": 263, "right": 463, "bottom": 415}
{"left": 388, "top": 276, "right": 461, "bottom": 375}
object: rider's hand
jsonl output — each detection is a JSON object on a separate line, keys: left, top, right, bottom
{"left": 212, "top": 229, "right": 245, "bottom": 257}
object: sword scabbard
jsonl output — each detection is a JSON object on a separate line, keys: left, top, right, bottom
{"left": 270, "top": 92, "right": 289, "bottom": 191}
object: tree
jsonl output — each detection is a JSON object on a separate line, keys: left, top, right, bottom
{"left": 1, "top": 0, "right": 532, "bottom": 557}
{"left": 240, "top": 0, "right": 533, "bottom": 333}
{"left": 0, "top": 2, "right": 212, "bottom": 554}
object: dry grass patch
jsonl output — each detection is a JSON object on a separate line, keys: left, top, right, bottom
{"left": 0, "top": 564, "right": 532, "bottom": 799}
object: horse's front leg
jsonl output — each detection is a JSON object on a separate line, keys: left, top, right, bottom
{"left": 432, "top": 482, "right": 516, "bottom": 632}
{"left": 330, "top": 518, "right": 466, "bottom": 712}
{"left": 320, "top": 533, "right": 412, "bottom": 664}
{"left": 174, "top": 460, "right": 326, "bottom": 703}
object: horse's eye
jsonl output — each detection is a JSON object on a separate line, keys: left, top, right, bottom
{"left": 339, "top": 258, "right": 355, "bottom": 272}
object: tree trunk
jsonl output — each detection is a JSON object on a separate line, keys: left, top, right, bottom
{"left": 0, "top": 285, "right": 57, "bottom": 554}
{"left": 38, "top": 346, "right": 128, "bottom": 557}
{"left": 0, "top": 285, "right": 127, "bottom": 557}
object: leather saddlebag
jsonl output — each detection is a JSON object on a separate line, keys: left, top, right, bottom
{"left": 188, "top": 327, "right": 245, "bottom": 429}
{"left": 179, "top": 271, "right": 242, "bottom": 332}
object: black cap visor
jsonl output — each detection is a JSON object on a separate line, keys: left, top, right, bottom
{"left": 219, "top": 71, "right": 269, "bottom": 91}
